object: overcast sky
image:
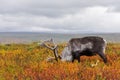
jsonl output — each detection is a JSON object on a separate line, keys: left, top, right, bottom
{"left": 0, "top": 0, "right": 120, "bottom": 33}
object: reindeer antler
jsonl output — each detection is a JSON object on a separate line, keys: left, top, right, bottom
{"left": 40, "top": 38, "right": 59, "bottom": 61}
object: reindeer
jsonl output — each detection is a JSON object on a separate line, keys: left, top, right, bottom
{"left": 40, "top": 36, "right": 107, "bottom": 63}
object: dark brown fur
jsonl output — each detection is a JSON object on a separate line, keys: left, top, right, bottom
{"left": 69, "top": 36, "right": 107, "bottom": 63}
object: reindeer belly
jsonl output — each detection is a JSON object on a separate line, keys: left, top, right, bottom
{"left": 80, "top": 49, "right": 96, "bottom": 56}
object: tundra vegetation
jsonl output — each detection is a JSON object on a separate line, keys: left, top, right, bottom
{"left": 0, "top": 42, "right": 120, "bottom": 80}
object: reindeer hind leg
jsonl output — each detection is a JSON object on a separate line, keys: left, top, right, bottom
{"left": 98, "top": 52, "right": 107, "bottom": 63}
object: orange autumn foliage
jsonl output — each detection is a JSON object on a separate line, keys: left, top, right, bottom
{"left": 0, "top": 43, "right": 120, "bottom": 80}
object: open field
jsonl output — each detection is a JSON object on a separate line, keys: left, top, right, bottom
{"left": 0, "top": 42, "right": 120, "bottom": 80}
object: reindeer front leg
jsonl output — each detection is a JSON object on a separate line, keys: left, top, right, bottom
{"left": 72, "top": 51, "right": 81, "bottom": 63}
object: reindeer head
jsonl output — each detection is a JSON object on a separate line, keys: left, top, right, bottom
{"left": 40, "top": 39, "right": 73, "bottom": 62}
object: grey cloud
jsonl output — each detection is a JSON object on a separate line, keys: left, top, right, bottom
{"left": 0, "top": 0, "right": 120, "bottom": 17}
{"left": 0, "top": 0, "right": 120, "bottom": 33}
